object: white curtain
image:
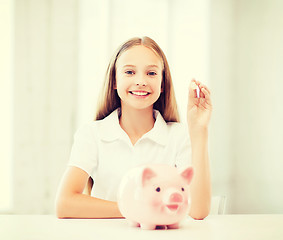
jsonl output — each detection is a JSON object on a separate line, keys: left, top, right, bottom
{"left": 13, "top": 0, "right": 78, "bottom": 214}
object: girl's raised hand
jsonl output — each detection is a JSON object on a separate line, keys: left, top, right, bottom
{"left": 187, "top": 79, "right": 212, "bottom": 130}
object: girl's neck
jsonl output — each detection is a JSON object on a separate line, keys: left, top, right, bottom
{"left": 119, "top": 106, "right": 155, "bottom": 145}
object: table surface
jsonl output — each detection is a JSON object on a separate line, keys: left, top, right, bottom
{"left": 1, "top": 214, "right": 283, "bottom": 240}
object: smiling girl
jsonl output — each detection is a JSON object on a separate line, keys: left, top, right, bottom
{"left": 55, "top": 36, "right": 212, "bottom": 220}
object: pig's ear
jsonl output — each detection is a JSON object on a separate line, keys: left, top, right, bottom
{"left": 180, "top": 167, "right": 194, "bottom": 185}
{"left": 141, "top": 167, "right": 156, "bottom": 187}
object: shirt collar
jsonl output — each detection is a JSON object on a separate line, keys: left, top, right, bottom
{"left": 99, "top": 108, "right": 169, "bottom": 146}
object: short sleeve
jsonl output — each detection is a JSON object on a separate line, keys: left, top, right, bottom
{"left": 68, "top": 123, "right": 98, "bottom": 176}
{"left": 175, "top": 124, "right": 192, "bottom": 169}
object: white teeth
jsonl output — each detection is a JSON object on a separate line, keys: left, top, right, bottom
{"left": 131, "top": 91, "right": 149, "bottom": 96}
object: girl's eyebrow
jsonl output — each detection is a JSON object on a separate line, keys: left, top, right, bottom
{"left": 122, "top": 64, "right": 136, "bottom": 68}
{"left": 122, "top": 64, "right": 160, "bottom": 69}
{"left": 147, "top": 64, "right": 160, "bottom": 69}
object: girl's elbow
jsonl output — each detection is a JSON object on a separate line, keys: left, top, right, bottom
{"left": 56, "top": 209, "right": 67, "bottom": 219}
{"left": 189, "top": 206, "right": 210, "bottom": 220}
{"left": 55, "top": 196, "right": 69, "bottom": 219}
{"left": 190, "top": 212, "right": 209, "bottom": 220}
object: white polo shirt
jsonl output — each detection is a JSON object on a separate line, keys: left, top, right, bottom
{"left": 68, "top": 108, "right": 191, "bottom": 201}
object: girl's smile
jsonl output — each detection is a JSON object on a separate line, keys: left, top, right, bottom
{"left": 129, "top": 90, "right": 151, "bottom": 97}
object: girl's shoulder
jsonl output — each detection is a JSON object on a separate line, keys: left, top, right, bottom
{"left": 73, "top": 121, "right": 100, "bottom": 141}
{"left": 74, "top": 111, "right": 119, "bottom": 141}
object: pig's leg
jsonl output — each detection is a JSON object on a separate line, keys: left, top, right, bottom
{"left": 140, "top": 223, "right": 156, "bottom": 230}
{"left": 167, "top": 223, "right": 179, "bottom": 229}
{"left": 156, "top": 225, "right": 167, "bottom": 230}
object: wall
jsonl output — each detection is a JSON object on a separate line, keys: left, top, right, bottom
{"left": 210, "top": 0, "right": 236, "bottom": 214}
{"left": 210, "top": 0, "right": 283, "bottom": 213}
{"left": 232, "top": 0, "right": 283, "bottom": 213}
{"left": 13, "top": 0, "right": 78, "bottom": 214}
{"left": 0, "top": 0, "right": 13, "bottom": 211}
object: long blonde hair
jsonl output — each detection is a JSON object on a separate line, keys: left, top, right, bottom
{"left": 95, "top": 36, "right": 180, "bottom": 122}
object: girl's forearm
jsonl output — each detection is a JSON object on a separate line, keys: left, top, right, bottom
{"left": 56, "top": 194, "right": 123, "bottom": 219}
{"left": 189, "top": 128, "right": 211, "bottom": 220}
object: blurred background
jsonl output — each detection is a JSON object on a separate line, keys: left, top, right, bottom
{"left": 1, "top": 0, "right": 282, "bottom": 215}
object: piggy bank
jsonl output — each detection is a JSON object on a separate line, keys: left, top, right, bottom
{"left": 117, "top": 164, "right": 194, "bottom": 230}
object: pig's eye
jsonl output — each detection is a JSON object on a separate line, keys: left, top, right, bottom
{"left": 181, "top": 187, "right": 185, "bottom": 192}
{"left": 156, "top": 187, "right": 161, "bottom": 192}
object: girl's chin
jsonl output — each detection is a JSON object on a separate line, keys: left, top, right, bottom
{"left": 120, "top": 103, "right": 155, "bottom": 112}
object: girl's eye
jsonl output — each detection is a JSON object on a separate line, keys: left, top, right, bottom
{"left": 125, "top": 70, "right": 134, "bottom": 75}
{"left": 156, "top": 187, "right": 161, "bottom": 192}
{"left": 148, "top": 71, "right": 157, "bottom": 76}
{"left": 181, "top": 187, "right": 185, "bottom": 192}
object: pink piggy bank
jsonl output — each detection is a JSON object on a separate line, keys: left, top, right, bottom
{"left": 117, "top": 164, "right": 194, "bottom": 230}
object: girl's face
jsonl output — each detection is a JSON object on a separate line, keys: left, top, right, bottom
{"left": 115, "top": 45, "right": 163, "bottom": 112}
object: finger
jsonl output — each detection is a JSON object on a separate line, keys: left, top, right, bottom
{"left": 200, "top": 87, "right": 212, "bottom": 105}
{"left": 195, "top": 83, "right": 204, "bottom": 98}
{"left": 199, "top": 86, "right": 206, "bottom": 98}
{"left": 198, "top": 84, "right": 211, "bottom": 99}
{"left": 189, "top": 79, "right": 199, "bottom": 98}
{"left": 199, "top": 83, "right": 211, "bottom": 95}
{"left": 192, "top": 80, "right": 206, "bottom": 97}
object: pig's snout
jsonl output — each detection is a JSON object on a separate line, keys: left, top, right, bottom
{"left": 169, "top": 193, "right": 183, "bottom": 203}
{"left": 165, "top": 192, "right": 184, "bottom": 213}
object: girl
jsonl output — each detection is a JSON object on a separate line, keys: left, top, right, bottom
{"left": 55, "top": 36, "right": 212, "bottom": 220}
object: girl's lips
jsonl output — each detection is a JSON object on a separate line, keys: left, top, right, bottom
{"left": 129, "top": 91, "right": 150, "bottom": 97}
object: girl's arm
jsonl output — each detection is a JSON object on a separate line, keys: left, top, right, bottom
{"left": 187, "top": 79, "right": 212, "bottom": 220}
{"left": 189, "top": 127, "right": 211, "bottom": 220}
{"left": 55, "top": 166, "right": 123, "bottom": 219}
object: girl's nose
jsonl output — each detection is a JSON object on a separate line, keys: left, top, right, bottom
{"left": 136, "top": 82, "right": 146, "bottom": 86}
{"left": 135, "top": 75, "right": 147, "bottom": 86}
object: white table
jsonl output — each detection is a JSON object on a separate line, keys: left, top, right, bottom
{"left": 0, "top": 214, "right": 282, "bottom": 240}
